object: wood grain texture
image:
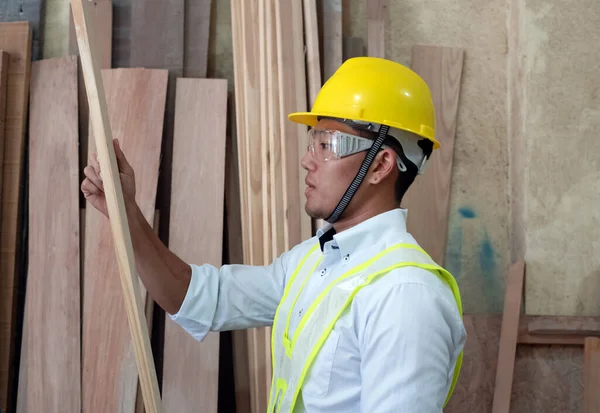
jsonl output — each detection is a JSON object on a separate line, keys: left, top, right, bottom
{"left": 68, "top": 0, "right": 113, "bottom": 196}
{"left": 0, "top": 0, "right": 43, "bottom": 59}
{"left": 584, "top": 337, "right": 600, "bottom": 413}
{"left": 0, "top": 21, "right": 31, "bottom": 413}
{"left": 303, "top": 0, "right": 320, "bottom": 109}
{"left": 130, "top": 0, "right": 184, "bottom": 247}
{"left": 43, "top": 0, "right": 71, "bottom": 57}
{"left": 22, "top": 55, "right": 80, "bottom": 413}
{"left": 0, "top": 51, "right": 7, "bottom": 211}
{"left": 403, "top": 45, "right": 465, "bottom": 265}
{"left": 367, "top": 0, "right": 387, "bottom": 58}
{"left": 162, "top": 77, "right": 228, "bottom": 413}
{"left": 82, "top": 68, "right": 167, "bottom": 413}
{"left": 491, "top": 260, "right": 525, "bottom": 413}
{"left": 184, "top": 0, "right": 211, "bottom": 77}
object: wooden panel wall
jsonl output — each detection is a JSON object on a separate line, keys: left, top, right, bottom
{"left": 0, "top": 21, "right": 31, "bottom": 413}
{"left": 403, "top": 45, "right": 465, "bottom": 265}
{"left": 82, "top": 68, "right": 167, "bottom": 413}
{"left": 22, "top": 55, "right": 80, "bottom": 413}
{"left": 162, "top": 77, "right": 227, "bottom": 413}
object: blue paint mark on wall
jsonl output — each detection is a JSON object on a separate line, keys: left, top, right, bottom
{"left": 458, "top": 206, "right": 476, "bottom": 219}
{"left": 479, "top": 230, "right": 502, "bottom": 310}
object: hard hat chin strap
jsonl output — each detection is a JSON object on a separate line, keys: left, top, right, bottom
{"left": 325, "top": 124, "right": 390, "bottom": 224}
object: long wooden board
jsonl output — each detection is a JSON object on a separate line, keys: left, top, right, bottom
{"left": 0, "top": 1, "right": 43, "bottom": 59}
{"left": 22, "top": 55, "right": 80, "bottom": 413}
{"left": 403, "top": 45, "right": 465, "bottom": 265}
{"left": 0, "top": 21, "right": 31, "bottom": 413}
{"left": 162, "top": 77, "right": 228, "bottom": 413}
{"left": 322, "top": 0, "right": 342, "bottom": 81}
{"left": 0, "top": 51, "right": 7, "bottom": 209}
{"left": 71, "top": 1, "right": 162, "bottom": 411}
{"left": 184, "top": 0, "right": 211, "bottom": 77}
{"left": 130, "top": 0, "right": 184, "bottom": 246}
{"left": 584, "top": 337, "right": 600, "bottom": 413}
{"left": 82, "top": 68, "right": 167, "bottom": 413}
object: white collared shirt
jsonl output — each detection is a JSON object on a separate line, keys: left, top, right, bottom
{"left": 170, "top": 208, "right": 467, "bottom": 412}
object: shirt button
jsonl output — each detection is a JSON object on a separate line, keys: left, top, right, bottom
{"left": 320, "top": 268, "right": 326, "bottom": 276}
{"left": 343, "top": 255, "right": 350, "bottom": 261}
{"left": 298, "top": 309, "right": 303, "bottom": 317}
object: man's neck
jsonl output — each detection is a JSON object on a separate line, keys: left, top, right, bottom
{"left": 331, "top": 203, "right": 398, "bottom": 233}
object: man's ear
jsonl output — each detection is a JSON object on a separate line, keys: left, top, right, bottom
{"left": 369, "top": 148, "right": 397, "bottom": 184}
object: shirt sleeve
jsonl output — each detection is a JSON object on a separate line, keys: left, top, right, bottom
{"left": 168, "top": 250, "right": 291, "bottom": 342}
{"left": 357, "top": 278, "right": 466, "bottom": 413}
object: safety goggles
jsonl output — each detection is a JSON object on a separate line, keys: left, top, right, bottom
{"left": 306, "top": 128, "right": 407, "bottom": 171}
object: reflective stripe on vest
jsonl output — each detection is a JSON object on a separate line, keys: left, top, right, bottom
{"left": 266, "top": 242, "right": 464, "bottom": 413}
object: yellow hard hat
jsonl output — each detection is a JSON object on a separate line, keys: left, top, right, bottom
{"left": 288, "top": 57, "right": 439, "bottom": 149}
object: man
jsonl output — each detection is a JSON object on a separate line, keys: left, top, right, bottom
{"left": 82, "top": 57, "right": 466, "bottom": 413}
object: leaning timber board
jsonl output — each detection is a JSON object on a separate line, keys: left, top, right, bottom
{"left": 82, "top": 68, "right": 167, "bottom": 413}
{"left": 403, "top": 45, "right": 465, "bottom": 265}
{"left": 162, "top": 77, "right": 228, "bottom": 413}
{"left": 0, "top": 1, "right": 43, "bottom": 59}
{"left": 0, "top": 21, "right": 31, "bottom": 413}
{"left": 130, "top": 0, "right": 184, "bottom": 245}
{"left": 0, "top": 51, "right": 7, "bottom": 209}
{"left": 22, "top": 55, "right": 80, "bottom": 413}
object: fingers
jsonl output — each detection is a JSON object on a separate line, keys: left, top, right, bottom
{"left": 84, "top": 163, "right": 104, "bottom": 192}
{"left": 113, "top": 139, "right": 134, "bottom": 176}
{"left": 81, "top": 176, "right": 103, "bottom": 198}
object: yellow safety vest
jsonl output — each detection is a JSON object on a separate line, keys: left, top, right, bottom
{"left": 266, "top": 242, "right": 464, "bottom": 413}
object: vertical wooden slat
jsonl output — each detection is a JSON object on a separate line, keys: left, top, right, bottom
{"left": 0, "top": 21, "right": 31, "bottom": 413}
{"left": 322, "top": 0, "right": 342, "bottom": 81}
{"left": 403, "top": 45, "right": 465, "bottom": 265}
{"left": 303, "top": 0, "right": 321, "bottom": 110}
{"left": 367, "top": 0, "right": 387, "bottom": 58}
{"left": 0, "top": 51, "right": 7, "bottom": 205}
{"left": 491, "top": 260, "right": 525, "bottom": 413}
{"left": 584, "top": 337, "right": 600, "bottom": 413}
{"left": 183, "top": 0, "right": 211, "bottom": 77}
{"left": 81, "top": 68, "right": 167, "bottom": 413}
{"left": 162, "top": 77, "right": 227, "bottom": 413}
{"left": 23, "top": 55, "right": 80, "bottom": 413}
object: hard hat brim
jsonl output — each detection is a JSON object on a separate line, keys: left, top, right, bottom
{"left": 288, "top": 111, "right": 441, "bottom": 149}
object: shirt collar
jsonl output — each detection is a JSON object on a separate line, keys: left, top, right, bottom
{"left": 316, "top": 208, "right": 409, "bottom": 257}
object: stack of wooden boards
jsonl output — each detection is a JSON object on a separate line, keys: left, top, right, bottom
{"left": 0, "top": 1, "right": 470, "bottom": 413}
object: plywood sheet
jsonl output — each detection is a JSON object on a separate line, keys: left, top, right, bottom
{"left": 184, "top": 0, "right": 211, "bottom": 77}
{"left": 0, "top": 21, "right": 31, "bottom": 413}
{"left": 0, "top": 0, "right": 43, "bottom": 59}
{"left": 162, "top": 77, "right": 227, "bottom": 413}
{"left": 130, "top": 0, "right": 184, "bottom": 246}
{"left": 403, "top": 45, "right": 464, "bottom": 265}
{"left": 22, "top": 55, "right": 80, "bottom": 413}
{"left": 82, "top": 68, "right": 168, "bottom": 413}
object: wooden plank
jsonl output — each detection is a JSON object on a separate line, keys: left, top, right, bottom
{"left": 68, "top": 0, "right": 113, "bottom": 198}
{"left": 162, "top": 77, "right": 227, "bottom": 413}
{"left": 0, "top": 0, "right": 43, "bottom": 59}
{"left": 584, "top": 337, "right": 600, "bottom": 413}
{"left": 184, "top": 0, "right": 211, "bottom": 77}
{"left": 322, "top": 0, "right": 342, "bottom": 81}
{"left": 491, "top": 260, "right": 525, "bottom": 413}
{"left": 22, "top": 55, "right": 80, "bottom": 413}
{"left": 303, "top": 0, "right": 320, "bottom": 109}
{"left": 130, "top": 0, "right": 184, "bottom": 247}
{"left": 404, "top": 45, "right": 465, "bottom": 265}
{"left": 0, "top": 21, "right": 31, "bottom": 413}
{"left": 43, "top": 0, "right": 71, "bottom": 57}
{"left": 367, "top": 0, "right": 387, "bottom": 58}
{"left": 82, "top": 68, "right": 167, "bottom": 413}
{"left": 71, "top": 2, "right": 162, "bottom": 411}
{"left": 518, "top": 316, "right": 600, "bottom": 345}
{"left": 0, "top": 51, "right": 7, "bottom": 209}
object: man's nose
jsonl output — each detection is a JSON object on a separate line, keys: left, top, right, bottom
{"left": 300, "top": 146, "right": 317, "bottom": 171}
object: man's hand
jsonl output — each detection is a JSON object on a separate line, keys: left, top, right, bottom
{"left": 81, "top": 138, "right": 137, "bottom": 217}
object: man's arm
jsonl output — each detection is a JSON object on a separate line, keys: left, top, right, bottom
{"left": 357, "top": 274, "right": 466, "bottom": 413}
